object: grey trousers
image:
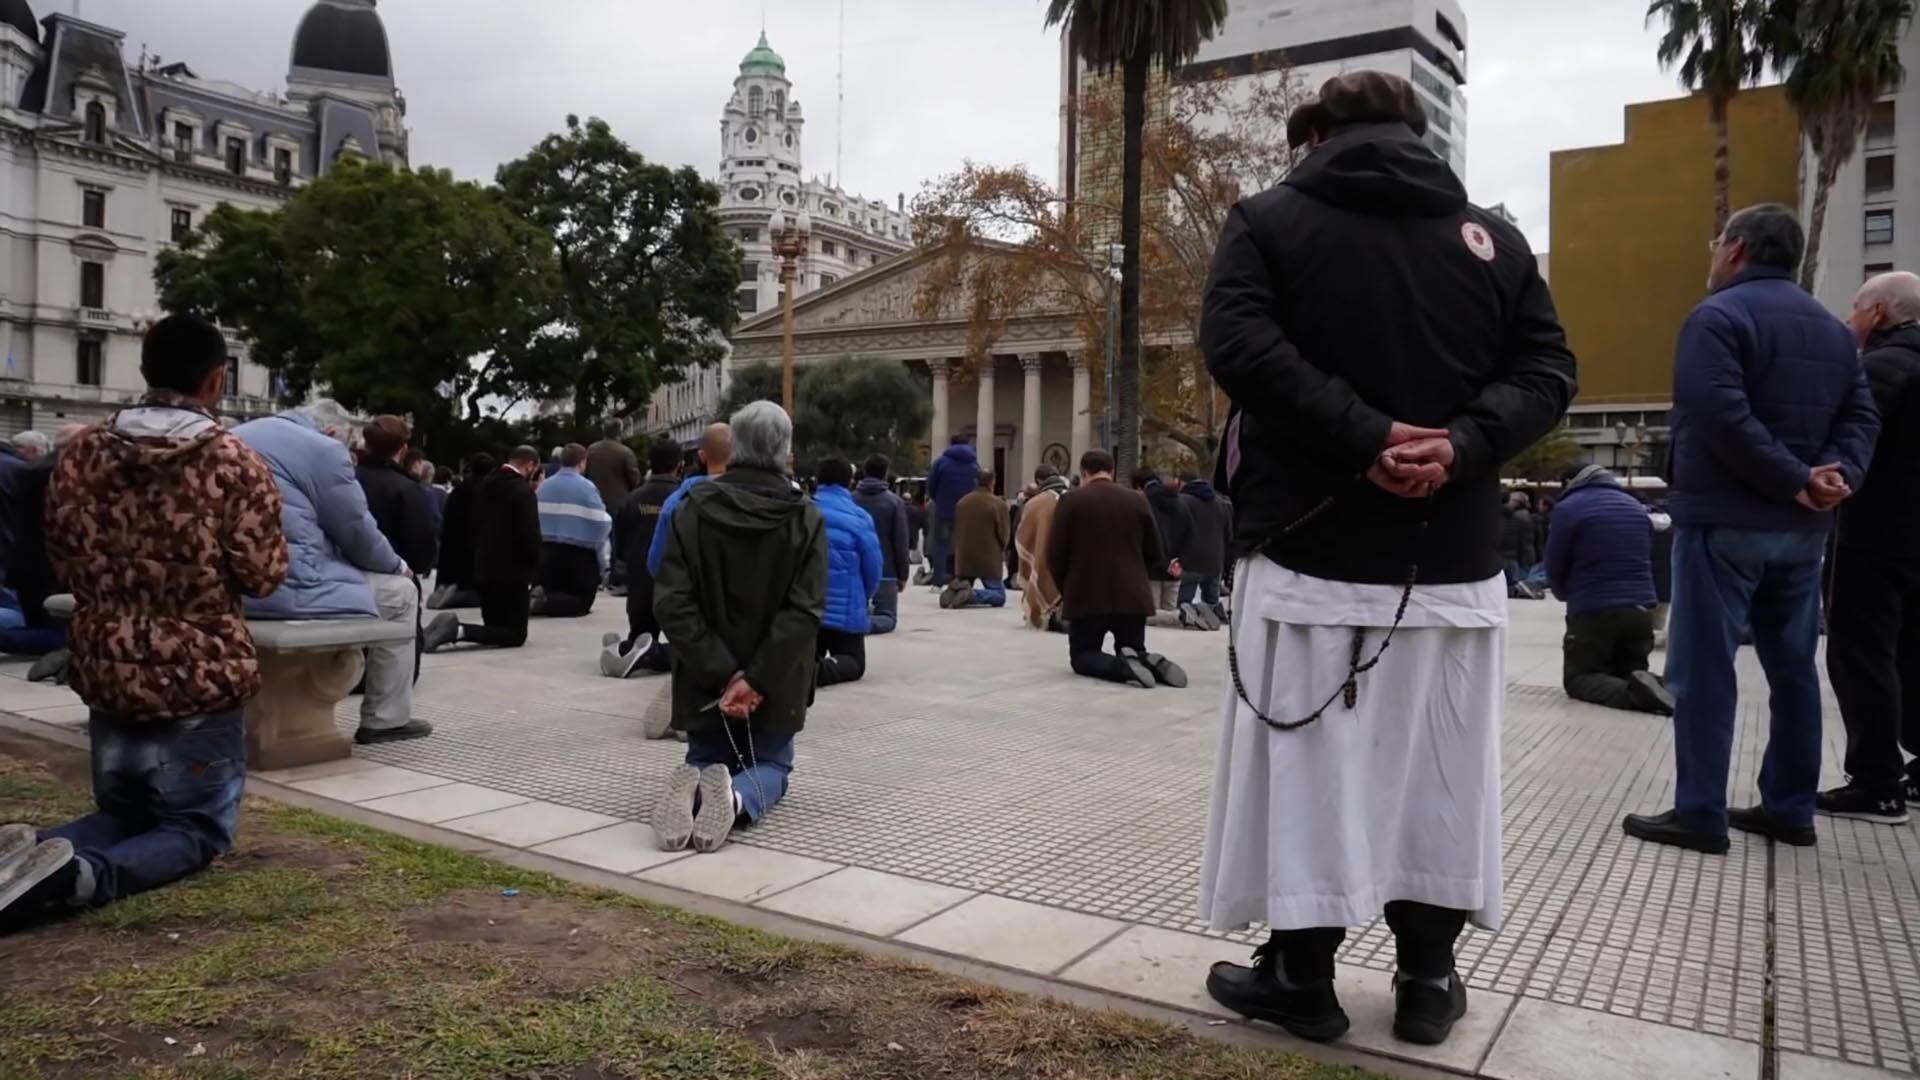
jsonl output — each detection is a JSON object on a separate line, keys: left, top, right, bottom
{"left": 362, "top": 571, "right": 419, "bottom": 731}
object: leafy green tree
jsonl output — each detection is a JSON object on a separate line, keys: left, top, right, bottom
{"left": 156, "top": 162, "right": 561, "bottom": 450}
{"left": 1504, "top": 426, "right": 1585, "bottom": 482}
{"left": 1043, "top": 0, "right": 1228, "bottom": 480}
{"left": 720, "top": 358, "right": 933, "bottom": 468}
{"left": 1648, "top": 0, "right": 1773, "bottom": 233}
{"left": 1770, "top": 0, "right": 1914, "bottom": 289}
{"left": 497, "top": 115, "right": 742, "bottom": 427}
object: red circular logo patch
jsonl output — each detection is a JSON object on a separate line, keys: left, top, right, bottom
{"left": 1462, "top": 222, "right": 1496, "bottom": 263}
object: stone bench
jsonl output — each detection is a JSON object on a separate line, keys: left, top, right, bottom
{"left": 44, "top": 595, "right": 412, "bottom": 771}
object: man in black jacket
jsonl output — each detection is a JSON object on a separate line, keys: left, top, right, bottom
{"left": 1196, "top": 72, "right": 1575, "bottom": 1049}
{"left": 1133, "top": 468, "right": 1192, "bottom": 615}
{"left": 1823, "top": 271, "right": 1920, "bottom": 825}
{"left": 601, "top": 443, "right": 682, "bottom": 678}
{"left": 852, "top": 455, "right": 910, "bottom": 634}
{"left": 356, "top": 416, "right": 437, "bottom": 577}
{"left": 1178, "top": 472, "right": 1232, "bottom": 630}
{"left": 423, "top": 446, "right": 543, "bottom": 651}
{"left": 428, "top": 455, "right": 490, "bottom": 609}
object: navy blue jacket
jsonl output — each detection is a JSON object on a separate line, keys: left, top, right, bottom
{"left": 815, "top": 484, "right": 883, "bottom": 635}
{"left": 1545, "top": 471, "right": 1656, "bottom": 616}
{"left": 926, "top": 443, "right": 980, "bottom": 521}
{"left": 852, "top": 477, "right": 911, "bottom": 581}
{"left": 1668, "top": 267, "right": 1880, "bottom": 532}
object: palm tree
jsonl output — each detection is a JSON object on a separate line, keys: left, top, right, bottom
{"left": 1044, "top": 0, "right": 1227, "bottom": 477}
{"left": 1772, "top": 0, "right": 1913, "bottom": 290}
{"left": 1648, "top": 0, "right": 1772, "bottom": 233}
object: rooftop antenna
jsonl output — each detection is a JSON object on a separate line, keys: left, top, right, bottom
{"left": 835, "top": 0, "right": 846, "bottom": 187}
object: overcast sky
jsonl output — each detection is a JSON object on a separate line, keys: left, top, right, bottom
{"left": 71, "top": 0, "right": 1698, "bottom": 251}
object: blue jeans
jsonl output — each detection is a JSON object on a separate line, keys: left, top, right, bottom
{"left": 1177, "top": 576, "right": 1223, "bottom": 608}
{"left": 970, "top": 577, "right": 1007, "bottom": 608}
{"left": 1668, "top": 528, "right": 1827, "bottom": 834}
{"left": 929, "top": 518, "right": 956, "bottom": 586}
{"left": 40, "top": 709, "right": 246, "bottom": 906}
{"left": 685, "top": 722, "right": 795, "bottom": 823}
{"left": 870, "top": 579, "right": 899, "bottom": 634}
{"left": 0, "top": 625, "right": 64, "bottom": 656}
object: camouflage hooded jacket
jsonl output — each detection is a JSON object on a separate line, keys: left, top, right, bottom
{"left": 47, "top": 392, "right": 290, "bottom": 720}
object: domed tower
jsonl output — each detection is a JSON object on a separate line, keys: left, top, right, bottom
{"left": 0, "top": 0, "right": 40, "bottom": 112}
{"left": 286, "top": 0, "right": 407, "bottom": 166}
{"left": 719, "top": 32, "right": 805, "bottom": 214}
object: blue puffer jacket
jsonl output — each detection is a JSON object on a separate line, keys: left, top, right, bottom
{"left": 1668, "top": 266, "right": 1879, "bottom": 532}
{"left": 1544, "top": 467, "right": 1656, "bottom": 616}
{"left": 926, "top": 443, "right": 979, "bottom": 521}
{"left": 815, "top": 484, "right": 882, "bottom": 634}
{"left": 233, "top": 411, "right": 402, "bottom": 619}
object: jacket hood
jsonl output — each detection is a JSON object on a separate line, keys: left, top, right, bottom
{"left": 690, "top": 467, "right": 810, "bottom": 533}
{"left": 939, "top": 443, "right": 978, "bottom": 468}
{"left": 1563, "top": 464, "right": 1623, "bottom": 497}
{"left": 854, "top": 476, "right": 893, "bottom": 496}
{"left": 1183, "top": 479, "right": 1217, "bottom": 502}
{"left": 1283, "top": 123, "right": 1467, "bottom": 219}
{"left": 98, "top": 407, "right": 226, "bottom": 479}
{"left": 1867, "top": 321, "right": 1920, "bottom": 353}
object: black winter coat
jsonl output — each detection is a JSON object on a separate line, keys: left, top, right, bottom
{"left": 615, "top": 474, "right": 679, "bottom": 632}
{"left": 1201, "top": 122, "right": 1576, "bottom": 585}
{"left": 1499, "top": 505, "right": 1537, "bottom": 566}
{"left": 852, "top": 477, "right": 911, "bottom": 581}
{"left": 437, "top": 477, "right": 481, "bottom": 587}
{"left": 1180, "top": 481, "right": 1233, "bottom": 579}
{"left": 472, "top": 467, "right": 542, "bottom": 586}
{"left": 357, "top": 458, "right": 438, "bottom": 576}
{"left": 1143, "top": 481, "right": 1192, "bottom": 579}
{"left": 1839, "top": 323, "right": 1920, "bottom": 560}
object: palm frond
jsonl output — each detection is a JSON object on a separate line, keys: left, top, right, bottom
{"left": 1044, "top": 0, "right": 1230, "bottom": 72}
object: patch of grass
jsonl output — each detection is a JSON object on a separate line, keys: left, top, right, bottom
{"left": 90, "top": 865, "right": 336, "bottom": 932}
{"left": 263, "top": 804, "right": 564, "bottom": 902}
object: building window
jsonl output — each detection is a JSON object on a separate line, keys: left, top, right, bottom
{"left": 76, "top": 337, "right": 103, "bottom": 386}
{"left": 79, "top": 261, "right": 104, "bottom": 309}
{"left": 772, "top": 90, "right": 785, "bottom": 113}
{"left": 741, "top": 260, "right": 759, "bottom": 280}
{"left": 748, "top": 86, "right": 765, "bottom": 115}
{"left": 744, "top": 126, "right": 759, "bottom": 145}
{"left": 737, "top": 186, "right": 760, "bottom": 203}
{"left": 274, "top": 147, "right": 293, "bottom": 186}
{"left": 1410, "top": 62, "right": 1452, "bottom": 107}
{"left": 81, "top": 189, "right": 105, "bottom": 229}
{"left": 820, "top": 273, "right": 837, "bottom": 287}
{"left": 225, "top": 137, "right": 246, "bottom": 175}
{"left": 820, "top": 240, "right": 837, "bottom": 257}
{"left": 172, "top": 121, "right": 193, "bottom": 161}
{"left": 1869, "top": 100, "right": 1897, "bottom": 148}
{"left": 1428, "top": 107, "right": 1451, "bottom": 134}
{"left": 83, "top": 101, "right": 106, "bottom": 144}
{"left": 171, "top": 208, "right": 193, "bottom": 243}
{"left": 225, "top": 354, "right": 240, "bottom": 395}
{"left": 1867, "top": 261, "right": 1895, "bottom": 280}
{"left": 1867, "top": 209, "right": 1896, "bottom": 245}
{"left": 739, "top": 227, "right": 759, "bottom": 243}
{"left": 737, "top": 288, "right": 758, "bottom": 315}
{"left": 1867, "top": 154, "right": 1895, "bottom": 196}
{"left": 1426, "top": 131, "right": 1452, "bottom": 159}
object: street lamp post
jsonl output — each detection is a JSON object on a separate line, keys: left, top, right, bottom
{"left": 768, "top": 207, "right": 812, "bottom": 416}
{"left": 1100, "top": 242, "right": 1122, "bottom": 455}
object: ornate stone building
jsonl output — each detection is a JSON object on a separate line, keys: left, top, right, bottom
{"left": 0, "top": 0, "right": 407, "bottom": 432}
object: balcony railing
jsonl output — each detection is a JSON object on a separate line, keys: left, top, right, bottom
{"left": 77, "top": 307, "right": 114, "bottom": 327}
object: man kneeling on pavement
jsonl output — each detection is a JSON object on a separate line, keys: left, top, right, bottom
{"left": 1545, "top": 464, "right": 1673, "bottom": 716}
{"left": 1, "top": 315, "right": 289, "bottom": 929}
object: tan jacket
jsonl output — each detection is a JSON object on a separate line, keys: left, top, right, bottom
{"left": 1016, "top": 487, "right": 1064, "bottom": 626}
{"left": 953, "top": 488, "right": 1010, "bottom": 581}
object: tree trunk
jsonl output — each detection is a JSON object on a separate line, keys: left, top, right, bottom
{"left": 1117, "top": 44, "right": 1149, "bottom": 479}
{"left": 1710, "top": 94, "right": 1732, "bottom": 236}
{"left": 1801, "top": 148, "right": 1842, "bottom": 293}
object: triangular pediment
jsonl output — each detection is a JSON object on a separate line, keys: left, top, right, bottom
{"left": 732, "top": 243, "right": 1072, "bottom": 340}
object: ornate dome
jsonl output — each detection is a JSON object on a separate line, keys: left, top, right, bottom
{"left": 1, "top": 0, "right": 37, "bottom": 43}
{"left": 290, "top": 0, "right": 391, "bottom": 79}
{"left": 740, "top": 31, "right": 785, "bottom": 77}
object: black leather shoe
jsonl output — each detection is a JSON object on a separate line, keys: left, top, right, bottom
{"left": 355, "top": 720, "right": 434, "bottom": 745}
{"left": 1205, "top": 941, "right": 1349, "bottom": 1042}
{"left": 1393, "top": 970, "right": 1468, "bottom": 1045}
{"left": 1622, "top": 810, "right": 1729, "bottom": 854}
{"left": 1728, "top": 805, "right": 1816, "bottom": 847}
{"left": 1626, "top": 671, "right": 1675, "bottom": 716}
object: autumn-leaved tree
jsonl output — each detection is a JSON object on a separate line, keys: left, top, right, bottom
{"left": 155, "top": 161, "right": 561, "bottom": 450}
{"left": 497, "top": 115, "right": 742, "bottom": 426}
{"left": 1042, "top": 0, "right": 1228, "bottom": 478}
{"left": 914, "top": 71, "right": 1307, "bottom": 473}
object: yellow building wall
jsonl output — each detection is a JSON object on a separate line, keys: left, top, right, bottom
{"left": 1550, "top": 87, "right": 1801, "bottom": 405}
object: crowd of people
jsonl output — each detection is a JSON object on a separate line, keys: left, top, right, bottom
{"left": 3, "top": 68, "right": 1918, "bottom": 1065}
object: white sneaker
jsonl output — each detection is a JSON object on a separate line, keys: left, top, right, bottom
{"left": 692, "top": 765, "right": 737, "bottom": 852}
{"left": 0, "top": 824, "right": 36, "bottom": 877}
{"left": 600, "top": 634, "right": 652, "bottom": 679}
{"left": 651, "top": 765, "right": 701, "bottom": 852}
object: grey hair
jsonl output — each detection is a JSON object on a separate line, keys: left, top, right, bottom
{"left": 1723, "top": 203, "right": 1805, "bottom": 273}
{"left": 298, "top": 399, "right": 356, "bottom": 444}
{"left": 729, "top": 400, "right": 792, "bottom": 471}
{"left": 10, "top": 431, "right": 49, "bottom": 456}
{"left": 1857, "top": 270, "right": 1920, "bottom": 324}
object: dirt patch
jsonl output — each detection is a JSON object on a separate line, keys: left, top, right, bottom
{"left": 0, "top": 729, "right": 88, "bottom": 785}
{"left": 743, "top": 1007, "right": 862, "bottom": 1052}
{"left": 217, "top": 833, "right": 357, "bottom": 874}
{"left": 401, "top": 890, "right": 656, "bottom": 994}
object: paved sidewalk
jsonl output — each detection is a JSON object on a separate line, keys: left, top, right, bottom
{"left": 2, "top": 588, "right": 1914, "bottom": 1080}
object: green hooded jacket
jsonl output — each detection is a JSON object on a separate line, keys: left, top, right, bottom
{"left": 652, "top": 465, "right": 828, "bottom": 735}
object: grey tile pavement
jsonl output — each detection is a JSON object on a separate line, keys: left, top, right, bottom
{"left": 3, "top": 587, "right": 1915, "bottom": 1078}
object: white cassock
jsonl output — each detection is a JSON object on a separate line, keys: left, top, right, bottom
{"left": 1199, "top": 555, "right": 1506, "bottom": 933}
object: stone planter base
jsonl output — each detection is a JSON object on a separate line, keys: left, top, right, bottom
{"left": 246, "top": 648, "right": 365, "bottom": 772}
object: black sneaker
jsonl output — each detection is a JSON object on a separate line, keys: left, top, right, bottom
{"left": 1626, "top": 671, "right": 1675, "bottom": 716}
{"left": 1729, "top": 805, "right": 1816, "bottom": 847}
{"left": 1117, "top": 655, "right": 1156, "bottom": 689}
{"left": 422, "top": 613, "right": 460, "bottom": 653}
{"left": 0, "top": 839, "right": 80, "bottom": 933}
{"left": 1205, "top": 940, "right": 1350, "bottom": 1043}
{"left": 1393, "top": 969, "right": 1468, "bottom": 1045}
{"left": 25, "top": 650, "right": 67, "bottom": 684}
{"left": 1120, "top": 647, "right": 1188, "bottom": 688}
{"left": 1622, "top": 809, "right": 1729, "bottom": 854}
{"left": 355, "top": 720, "right": 434, "bottom": 745}
{"left": 1816, "top": 784, "right": 1909, "bottom": 825}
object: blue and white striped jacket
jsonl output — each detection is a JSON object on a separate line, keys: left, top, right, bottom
{"left": 537, "top": 468, "right": 612, "bottom": 568}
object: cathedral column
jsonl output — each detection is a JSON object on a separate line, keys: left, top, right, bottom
{"left": 1020, "top": 353, "right": 1044, "bottom": 486}
{"left": 928, "top": 359, "right": 950, "bottom": 452}
{"left": 976, "top": 357, "right": 996, "bottom": 471}
{"left": 1070, "top": 352, "right": 1092, "bottom": 468}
